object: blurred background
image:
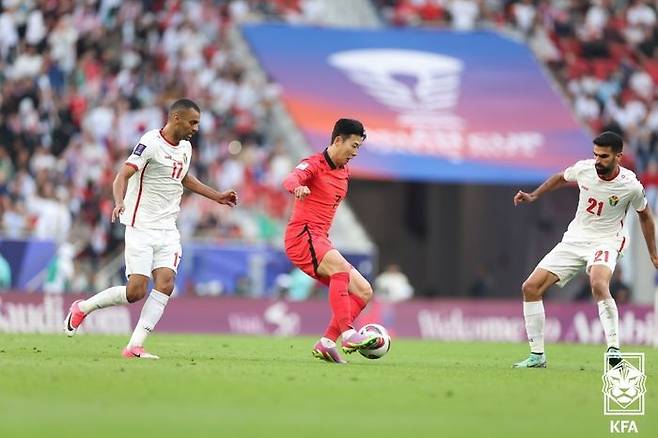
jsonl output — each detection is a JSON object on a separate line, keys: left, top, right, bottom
{"left": 0, "top": 0, "right": 656, "bottom": 342}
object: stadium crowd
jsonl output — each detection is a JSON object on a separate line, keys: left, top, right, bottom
{"left": 374, "top": 0, "right": 658, "bottom": 204}
{"left": 0, "top": 0, "right": 323, "bottom": 289}
{"left": 2, "top": 0, "right": 657, "bottom": 294}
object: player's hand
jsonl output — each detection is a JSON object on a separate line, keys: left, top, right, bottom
{"left": 216, "top": 190, "right": 238, "bottom": 207}
{"left": 111, "top": 202, "right": 125, "bottom": 222}
{"left": 513, "top": 191, "right": 537, "bottom": 206}
{"left": 293, "top": 186, "right": 311, "bottom": 200}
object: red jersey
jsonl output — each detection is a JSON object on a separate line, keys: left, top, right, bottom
{"left": 283, "top": 149, "right": 349, "bottom": 235}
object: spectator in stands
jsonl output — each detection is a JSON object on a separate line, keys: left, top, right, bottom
{"left": 376, "top": 0, "right": 658, "bottom": 198}
{"left": 275, "top": 267, "right": 317, "bottom": 301}
{"left": 468, "top": 264, "right": 494, "bottom": 298}
{"left": 449, "top": 0, "right": 481, "bottom": 31}
{"left": 0, "top": 252, "right": 11, "bottom": 290}
{"left": 641, "top": 160, "right": 658, "bottom": 213}
{"left": 374, "top": 263, "right": 414, "bottom": 302}
{"left": 575, "top": 267, "right": 631, "bottom": 305}
{"left": 0, "top": 0, "right": 299, "bottom": 285}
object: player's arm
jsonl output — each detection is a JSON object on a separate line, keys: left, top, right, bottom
{"left": 283, "top": 161, "right": 314, "bottom": 200}
{"left": 111, "top": 164, "right": 137, "bottom": 222}
{"left": 636, "top": 207, "right": 658, "bottom": 269}
{"left": 181, "top": 173, "right": 237, "bottom": 207}
{"left": 513, "top": 172, "right": 568, "bottom": 206}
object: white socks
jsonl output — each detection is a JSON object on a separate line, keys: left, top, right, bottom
{"left": 523, "top": 301, "right": 545, "bottom": 354}
{"left": 79, "top": 286, "right": 128, "bottom": 314}
{"left": 598, "top": 298, "right": 620, "bottom": 349}
{"left": 128, "top": 290, "right": 170, "bottom": 348}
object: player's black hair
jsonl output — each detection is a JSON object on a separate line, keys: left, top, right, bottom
{"left": 170, "top": 98, "right": 200, "bottom": 114}
{"left": 331, "top": 118, "right": 366, "bottom": 143}
{"left": 593, "top": 131, "right": 623, "bottom": 153}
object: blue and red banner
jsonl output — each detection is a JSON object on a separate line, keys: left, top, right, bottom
{"left": 242, "top": 24, "right": 591, "bottom": 183}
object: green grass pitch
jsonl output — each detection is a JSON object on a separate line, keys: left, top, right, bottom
{"left": 0, "top": 333, "right": 656, "bottom": 438}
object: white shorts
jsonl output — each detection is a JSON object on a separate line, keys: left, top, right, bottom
{"left": 535, "top": 237, "right": 627, "bottom": 288}
{"left": 124, "top": 226, "right": 182, "bottom": 278}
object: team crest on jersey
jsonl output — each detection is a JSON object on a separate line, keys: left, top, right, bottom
{"left": 609, "top": 195, "right": 620, "bottom": 206}
{"left": 133, "top": 143, "right": 147, "bottom": 156}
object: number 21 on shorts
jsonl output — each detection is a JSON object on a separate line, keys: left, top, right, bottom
{"left": 593, "top": 250, "right": 610, "bottom": 263}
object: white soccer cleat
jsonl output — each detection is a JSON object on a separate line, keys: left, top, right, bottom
{"left": 122, "top": 346, "right": 160, "bottom": 360}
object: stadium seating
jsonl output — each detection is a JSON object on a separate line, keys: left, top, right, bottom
{"left": 0, "top": 1, "right": 312, "bottom": 288}
{"left": 374, "top": 0, "right": 658, "bottom": 176}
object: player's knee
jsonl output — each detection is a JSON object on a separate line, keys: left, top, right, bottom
{"left": 590, "top": 279, "right": 609, "bottom": 297}
{"left": 521, "top": 281, "right": 541, "bottom": 300}
{"left": 359, "top": 282, "right": 374, "bottom": 302}
{"left": 155, "top": 277, "right": 175, "bottom": 294}
{"left": 126, "top": 282, "right": 149, "bottom": 303}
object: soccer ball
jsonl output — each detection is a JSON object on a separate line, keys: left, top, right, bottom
{"left": 358, "top": 323, "right": 391, "bottom": 359}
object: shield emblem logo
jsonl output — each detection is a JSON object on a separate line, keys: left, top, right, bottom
{"left": 609, "top": 195, "right": 619, "bottom": 206}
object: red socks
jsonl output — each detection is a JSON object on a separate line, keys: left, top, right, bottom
{"left": 323, "top": 274, "right": 368, "bottom": 341}
{"left": 349, "top": 294, "right": 367, "bottom": 321}
{"left": 327, "top": 272, "right": 351, "bottom": 333}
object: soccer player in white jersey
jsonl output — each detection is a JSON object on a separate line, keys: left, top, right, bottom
{"left": 512, "top": 131, "right": 658, "bottom": 368}
{"left": 63, "top": 99, "right": 238, "bottom": 359}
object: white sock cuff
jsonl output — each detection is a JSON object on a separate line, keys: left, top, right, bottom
{"left": 597, "top": 298, "right": 617, "bottom": 313}
{"left": 149, "top": 289, "right": 170, "bottom": 305}
{"left": 523, "top": 300, "right": 545, "bottom": 316}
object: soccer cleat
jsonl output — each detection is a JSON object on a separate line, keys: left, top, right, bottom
{"left": 512, "top": 352, "right": 547, "bottom": 368}
{"left": 122, "top": 346, "right": 160, "bottom": 360}
{"left": 64, "top": 300, "right": 87, "bottom": 337}
{"left": 341, "top": 331, "right": 379, "bottom": 354}
{"left": 607, "top": 347, "right": 622, "bottom": 367}
{"left": 312, "top": 341, "right": 347, "bottom": 364}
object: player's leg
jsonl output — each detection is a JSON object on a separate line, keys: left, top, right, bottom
{"left": 317, "top": 249, "right": 378, "bottom": 353}
{"left": 513, "top": 242, "right": 584, "bottom": 368}
{"left": 322, "top": 268, "right": 374, "bottom": 338}
{"left": 123, "top": 230, "right": 180, "bottom": 359}
{"left": 319, "top": 266, "right": 377, "bottom": 355}
{"left": 587, "top": 245, "right": 622, "bottom": 366}
{"left": 283, "top": 230, "right": 345, "bottom": 363}
{"left": 122, "top": 268, "right": 174, "bottom": 359}
{"left": 512, "top": 268, "right": 558, "bottom": 368}
{"left": 64, "top": 227, "right": 152, "bottom": 336}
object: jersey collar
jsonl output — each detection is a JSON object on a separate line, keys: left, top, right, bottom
{"left": 159, "top": 129, "right": 180, "bottom": 147}
{"left": 323, "top": 148, "right": 337, "bottom": 169}
{"left": 597, "top": 165, "right": 620, "bottom": 182}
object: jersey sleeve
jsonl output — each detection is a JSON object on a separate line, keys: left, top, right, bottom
{"left": 125, "top": 139, "right": 155, "bottom": 171}
{"left": 182, "top": 144, "right": 192, "bottom": 179}
{"left": 563, "top": 160, "right": 589, "bottom": 182}
{"left": 282, "top": 158, "right": 318, "bottom": 193}
{"left": 630, "top": 182, "right": 648, "bottom": 212}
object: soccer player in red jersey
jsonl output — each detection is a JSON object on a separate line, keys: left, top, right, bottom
{"left": 283, "top": 119, "right": 380, "bottom": 364}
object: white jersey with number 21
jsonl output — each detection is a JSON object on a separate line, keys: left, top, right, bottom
{"left": 562, "top": 159, "right": 647, "bottom": 243}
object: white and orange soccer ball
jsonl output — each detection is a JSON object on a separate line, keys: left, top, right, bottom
{"left": 358, "top": 323, "right": 391, "bottom": 359}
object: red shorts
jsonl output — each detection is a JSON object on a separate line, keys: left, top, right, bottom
{"left": 284, "top": 224, "right": 333, "bottom": 285}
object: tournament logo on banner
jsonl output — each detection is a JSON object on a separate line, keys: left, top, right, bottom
{"left": 242, "top": 24, "right": 592, "bottom": 184}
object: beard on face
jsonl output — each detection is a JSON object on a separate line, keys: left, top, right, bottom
{"left": 595, "top": 163, "right": 611, "bottom": 175}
